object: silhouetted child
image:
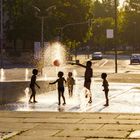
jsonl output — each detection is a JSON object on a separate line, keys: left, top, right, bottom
{"left": 101, "top": 73, "right": 109, "bottom": 106}
{"left": 67, "top": 72, "right": 75, "bottom": 97}
{"left": 29, "top": 69, "right": 40, "bottom": 103}
{"left": 49, "top": 71, "right": 66, "bottom": 105}
{"left": 73, "top": 61, "right": 93, "bottom": 103}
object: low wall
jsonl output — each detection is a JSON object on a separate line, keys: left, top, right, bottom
{"left": 0, "top": 81, "right": 56, "bottom": 105}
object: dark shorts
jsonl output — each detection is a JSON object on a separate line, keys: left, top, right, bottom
{"left": 58, "top": 87, "right": 64, "bottom": 92}
{"left": 84, "top": 81, "right": 91, "bottom": 90}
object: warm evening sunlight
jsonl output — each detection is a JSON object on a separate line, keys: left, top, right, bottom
{"left": 1, "top": 0, "right": 140, "bottom": 139}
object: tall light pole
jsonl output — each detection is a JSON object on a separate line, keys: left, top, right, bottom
{"left": 133, "top": 21, "right": 136, "bottom": 53}
{"left": 114, "top": 0, "right": 118, "bottom": 73}
{"left": 33, "top": 5, "right": 56, "bottom": 71}
{"left": 33, "top": 5, "right": 56, "bottom": 49}
{"left": 0, "top": 0, "right": 3, "bottom": 68}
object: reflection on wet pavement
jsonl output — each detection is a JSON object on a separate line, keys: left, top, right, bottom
{"left": 0, "top": 78, "right": 140, "bottom": 113}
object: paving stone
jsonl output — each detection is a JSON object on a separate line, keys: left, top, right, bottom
{"left": 0, "top": 118, "right": 24, "bottom": 123}
{"left": 86, "top": 138, "right": 131, "bottom": 140}
{"left": 34, "top": 123, "right": 103, "bottom": 131}
{"left": 58, "top": 113, "right": 118, "bottom": 119}
{"left": 0, "top": 131, "right": 20, "bottom": 140}
{"left": 9, "top": 136, "right": 85, "bottom": 140}
{"left": 117, "top": 114, "right": 140, "bottom": 120}
{"left": 0, "top": 122, "right": 39, "bottom": 131}
{"left": 56, "top": 130, "right": 129, "bottom": 138}
{"left": 116, "top": 119, "right": 140, "bottom": 125}
{"left": 21, "top": 129, "right": 60, "bottom": 137}
{"left": 23, "top": 118, "right": 80, "bottom": 123}
{"left": 79, "top": 119, "right": 117, "bottom": 124}
{"left": 79, "top": 118, "right": 140, "bottom": 125}
{"left": 129, "top": 130, "right": 140, "bottom": 138}
{"left": 100, "top": 124, "right": 140, "bottom": 131}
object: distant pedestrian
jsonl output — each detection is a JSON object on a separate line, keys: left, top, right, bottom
{"left": 49, "top": 71, "right": 66, "bottom": 105}
{"left": 73, "top": 61, "right": 93, "bottom": 103}
{"left": 67, "top": 72, "right": 75, "bottom": 97}
{"left": 101, "top": 73, "right": 109, "bottom": 106}
{"left": 29, "top": 69, "right": 40, "bottom": 103}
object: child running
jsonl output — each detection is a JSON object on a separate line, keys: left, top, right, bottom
{"left": 49, "top": 71, "right": 66, "bottom": 105}
{"left": 101, "top": 73, "right": 109, "bottom": 106}
{"left": 67, "top": 72, "right": 75, "bottom": 97}
{"left": 29, "top": 69, "right": 40, "bottom": 103}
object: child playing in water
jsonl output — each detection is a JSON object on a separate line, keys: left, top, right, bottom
{"left": 29, "top": 69, "right": 40, "bottom": 103}
{"left": 49, "top": 71, "right": 66, "bottom": 105}
{"left": 67, "top": 72, "right": 75, "bottom": 97}
{"left": 72, "top": 61, "right": 93, "bottom": 103}
{"left": 101, "top": 73, "right": 109, "bottom": 106}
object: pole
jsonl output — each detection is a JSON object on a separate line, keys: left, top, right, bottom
{"left": 114, "top": 0, "right": 118, "bottom": 73}
{"left": 41, "top": 17, "right": 44, "bottom": 49}
{"left": 0, "top": 0, "right": 3, "bottom": 68}
{"left": 40, "top": 16, "right": 44, "bottom": 74}
{"left": 133, "top": 22, "right": 136, "bottom": 53}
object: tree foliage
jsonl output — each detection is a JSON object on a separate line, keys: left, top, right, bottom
{"left": 3, "top": 0, "right": 140, "bottom": 52}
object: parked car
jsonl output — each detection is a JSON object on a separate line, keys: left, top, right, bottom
{"left": 130, "top": 54, "right": 140, "bottom": 64}
{"left": 92, "top": 52, "right": 103, "bottom": 60}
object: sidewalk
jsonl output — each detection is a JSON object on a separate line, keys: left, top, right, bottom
{"left": 1, "top": 111, "right": 140, "bottom": 139}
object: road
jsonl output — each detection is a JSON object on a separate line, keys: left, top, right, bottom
{"left": 1, "top": 54, "right": 140, "bottom": 81}
{"left": 68, "top": 54, "right": 140, "bottom": 80}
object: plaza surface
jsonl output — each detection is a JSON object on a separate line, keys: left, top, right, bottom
{"left": 1, "top": 111, "right": 140, "bottom": 139}
{"left": 1, "top": 55, "right": 140, "bottom": 139}
{"left": 1, "top": 78, "right": 140, "bottom": 114}
{"left": 1, "top": 79, "right": 140, "bottom": 139}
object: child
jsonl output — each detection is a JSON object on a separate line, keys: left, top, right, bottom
{"left": 29, "top": 69, "right": 40, "bottom": 103}
{"left": 49, "top": 71, "right": 66, "bottom": 105}
{"left": 101, "top": 73, "right": 109, "bottom": 106}
{"left": 67, "top": 72, "right": 75, "bottom": 97}
{"left": 73, "top": 61, "right": 93, "bottom": 103}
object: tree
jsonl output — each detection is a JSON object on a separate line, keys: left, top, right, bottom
{"left": 4, "top": 0, "right": 93, "bottom": 52}
{"left": 121, "top": 0, "right": 140, "bottom": 51}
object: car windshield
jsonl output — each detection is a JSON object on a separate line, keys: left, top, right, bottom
{"left": 94, "top": 52, "right": 102, "bottom": 55}
{"left": 131, "top": 54, "right": 140, "bottom": 57}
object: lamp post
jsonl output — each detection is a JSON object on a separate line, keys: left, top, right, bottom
{"left": 114, "top": 0, "right": 118, "bottom": 73}
{"left": 0, "top": 0, "right": 3, "bottom": 68}
{"left": 133, "top": 21, "right": 136, "bottom": 53}
{"left": 33, "top": 5, "right": 56, "bottom": 49}
{"left": 33, "top": 5, "right": 56, "bottom": 72}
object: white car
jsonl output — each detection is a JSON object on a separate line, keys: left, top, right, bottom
{"left": 92, "top": 52, "right": 103, "bottom": 60}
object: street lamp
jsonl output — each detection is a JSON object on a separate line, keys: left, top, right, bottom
{"left": 33, "top": 5, "right": 56, "bottom": 72}
{"left": 0, "top": 0, "right": 3, "bottom": 68}
{"left": 133, "top": 21, "right": 136, "bottom": 53}
{"left": 33, "top": 5, "right": 56, "bottom": 49}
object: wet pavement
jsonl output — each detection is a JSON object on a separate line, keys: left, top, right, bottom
{"left": 1, "top": 77, "right": 140, "bottom": 113}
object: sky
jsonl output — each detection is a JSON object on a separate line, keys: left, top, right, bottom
{"left": 98, "top": 0, "right": 125, "bottom": 7}
{"left": 119, "top": 0, "right": 125, "bottom": 7}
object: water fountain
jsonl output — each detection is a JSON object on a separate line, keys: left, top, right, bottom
{"left": 0, "top": 41, "right": 92, "bottom": 112}
{"left": 0, "top": 41, "right": 68, "bottom": 108}
{"left": 25, "top": 68, "right": 29, "bottom": 81}
{"left": 0, "top": 68, "right": 5, "bottom": 81}
{"left": 43, "top": 41, "right": 66, "bottom": 77}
